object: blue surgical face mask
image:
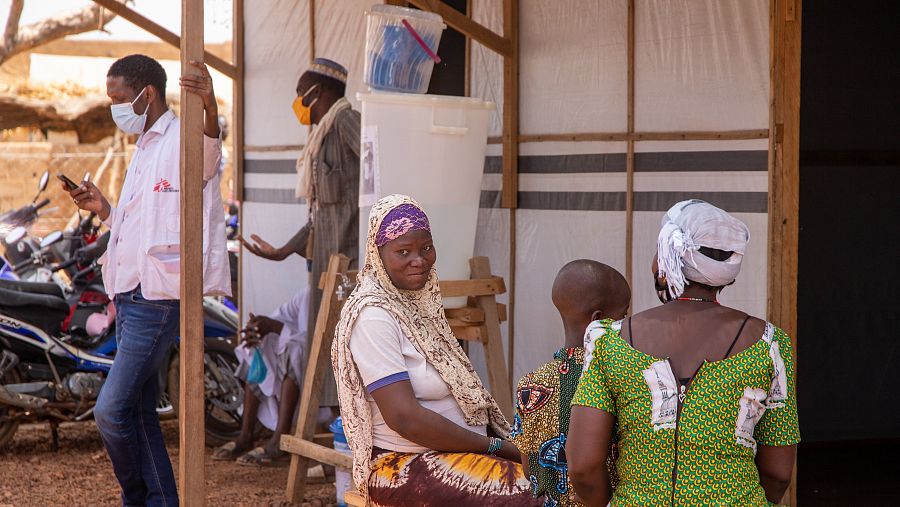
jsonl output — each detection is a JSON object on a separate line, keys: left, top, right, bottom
{"left": 110, "top": 87, "right": 149, "bottom": 134}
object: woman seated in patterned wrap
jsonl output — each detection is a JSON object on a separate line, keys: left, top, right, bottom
{"left": 332, "top": 194, "right": 540, "bottom": 507}
{"left": 567, "top": 199, "right": 799, "bottom": 507}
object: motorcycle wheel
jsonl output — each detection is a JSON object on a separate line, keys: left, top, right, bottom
{"left": 167, "top": 338, "right": 245, "bottom": 447}
{"left": 0, "top": 363, "right": 22, "bottom": 449}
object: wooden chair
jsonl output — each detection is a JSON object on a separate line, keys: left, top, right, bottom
{"left": 281, "top": 254, "right": 513, "bottom": 503}
{"left": 344, "top": 490, "right": 366, "bottom": 506}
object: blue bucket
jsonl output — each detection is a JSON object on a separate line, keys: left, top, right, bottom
{"left": 330, "top": 416, "right": 352, "bottom": 506}
{"left": 329, "top": 416, "right": 348, "bottom": 445}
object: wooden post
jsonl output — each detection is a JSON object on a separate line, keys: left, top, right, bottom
{"left": 308, "top": 0, "right": 316, "bottom": 63}
{"left": 285, "top": 254, "right": 351, "bottom": 502}
{"left": 625, "top": 0, "right": 635, "bottom": 291}
{"left": 470, "top": 257, "right": 513, "bottom": 420}
{"left": 462, "top": 0, "right": 473, "bottom": 362}
{"left": 179, "top": 0, "right": 205, "bottom": 504}
{"left": 507, "top": 206, "right": 516, "bottom": 391}
{"left": 502, "top": 0, "right": 519, "bottom": 404}
{"left": 233, "top": 0, "right": 244, "bottom": 325}
{"left": 233, "top": 0, "right": 244, "bottom": 203}
{"left": 768, "top": 0, "right": 801, "bottom": 505}
{"left": 464, "top": 0, "right": 471, "bottom": 97}
{"left": 501, "top": 0, "right": 519, "bottom": 210}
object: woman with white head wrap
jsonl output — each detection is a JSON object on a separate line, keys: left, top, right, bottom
{"left": 567, "top": 200, "right": 800, "bottom": 507}
{"left": 655, "top": 199, "right": 751, "bottom": 301}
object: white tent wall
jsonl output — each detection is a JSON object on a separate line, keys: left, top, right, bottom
{"left": 244, "top": 1, "right": 310, "bottom": 150}
{"left": 634, "top": 0, "right": 769, "bottom": 131}
{"left": 241, "top": 0, "right": 371, "bottom": 321}
{"left": 470, "top": 0, "right": 504, "bottom": 137}
{"left": 519, "top": 0, "right": 628, "bottom": 134}
{"left": 467, "top": 0, "right": 770, "bottom": 387}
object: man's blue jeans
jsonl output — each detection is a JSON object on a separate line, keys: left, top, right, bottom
{"left": 94, "top": 287, "right": 180, "bottom": 507}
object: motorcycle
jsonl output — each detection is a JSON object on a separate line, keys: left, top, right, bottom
{"left": 0, "top": 176, "right": 245, "bottom": 449}
{"left": 1, "top": 171, "right": 102, "bottom": 285}
{"left": 1, "top": 170, "right": 54, "bottom": 282}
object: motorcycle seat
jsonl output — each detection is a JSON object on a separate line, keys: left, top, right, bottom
{"left": 0, "top": 281, "right": 69, "bottom": 336}
{"left": 0, "top": 279, "right": 65, "bottom": 300}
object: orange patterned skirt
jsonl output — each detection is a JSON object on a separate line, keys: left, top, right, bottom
{"left": 368, "top": 448, "right": 543, "bottom": 507}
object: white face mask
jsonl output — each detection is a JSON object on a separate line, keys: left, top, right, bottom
{"left": 110, "top": 87, "right": 150, "bottom": 134}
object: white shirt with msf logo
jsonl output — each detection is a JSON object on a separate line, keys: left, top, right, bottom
{"left": 102, "top": 109, "right": 231, "bottom": 300}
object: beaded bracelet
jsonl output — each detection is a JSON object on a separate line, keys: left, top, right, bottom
{"left": 487, "top": 437, "right": 502, "bottom": 456}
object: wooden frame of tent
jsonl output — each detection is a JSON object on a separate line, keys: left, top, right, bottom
{"left": 83, "top": 0, "right": 801, "bottom": 504}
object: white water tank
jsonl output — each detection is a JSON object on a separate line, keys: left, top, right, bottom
{"left": 357, "top": 91, "right": 494, "bottom": 302}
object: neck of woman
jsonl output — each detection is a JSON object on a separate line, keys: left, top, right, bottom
{"left": 677, "top": 284, "right": 720, "bottom": 302}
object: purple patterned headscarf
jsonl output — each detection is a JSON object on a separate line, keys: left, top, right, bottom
{"left": 375, "top": 203, "right": 431, "bottom": 247}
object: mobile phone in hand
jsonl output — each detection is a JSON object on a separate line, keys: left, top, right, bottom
{"left": 57, "top": 173, "right": 79, "bottom": 191}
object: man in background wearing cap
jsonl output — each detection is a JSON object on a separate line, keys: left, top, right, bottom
{"left": 241, "top": 58, "right": 360, "bottom": 412}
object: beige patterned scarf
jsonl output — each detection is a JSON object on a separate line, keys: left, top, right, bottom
{"left": 331, "top": 194, "right": 511, "bottom": 499}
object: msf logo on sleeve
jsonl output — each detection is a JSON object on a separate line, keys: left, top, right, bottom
{"left": 153, "top": 178, "right": 179, "bottom": 193}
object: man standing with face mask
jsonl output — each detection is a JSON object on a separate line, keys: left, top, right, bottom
{"left": 240, "top": 58, "right": 360, "bottom": 413}
{"left": 65, "top": 54, "right": 230, "bottom": 506}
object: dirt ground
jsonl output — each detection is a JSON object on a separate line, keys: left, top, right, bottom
{"left": 0, "top": 420, "right": 336, "bottom": 507}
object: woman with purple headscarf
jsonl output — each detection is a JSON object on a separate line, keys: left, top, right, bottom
{"left": 332, "top": 195, "right": 539, "bottom": 506}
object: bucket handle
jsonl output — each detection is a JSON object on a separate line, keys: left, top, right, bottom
{"left": 431, "top": 107, "right": 468, "bottom": 136}
{"left": 431, "top": 125, "right": 468, "bottom": 135}
{"left": 402, "top": 20, "right": 441, "bottom": 63}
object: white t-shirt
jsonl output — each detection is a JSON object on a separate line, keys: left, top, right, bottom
{"left": 348, "top": 306, "right": 487, "bottom": 453}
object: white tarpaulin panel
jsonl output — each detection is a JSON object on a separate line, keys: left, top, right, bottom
{"left": 470, "top": 0, "right": 503, "bottom": 136}
{"left": 635, "top": 0, "right": 769, "bottom": 131}
{"left": 241, "top": 201, "right": 310, "bottom": 318}
{"left": 519, "top": 0, "right": 628, "bottom": 134}
{"left": 244, "top": 0, "right": 310, "bottom": 149}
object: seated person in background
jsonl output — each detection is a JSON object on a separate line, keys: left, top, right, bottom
{"left": 213, "top": 288, "right": 309, "bottom": 465}
{"left": 332, "top": 194, "right": 541, "bottom": 506}
{"left": 511, "top": 260, "right": 630, "bottom": 506}
{"left": 567, "top": 200, "right": 799, "bottom": 506}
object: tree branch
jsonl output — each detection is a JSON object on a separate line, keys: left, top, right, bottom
{"left": 3, "top": 0, "right": 25, "bottom": 51}
{"left": 0, "top": 1, "right": 124, "bottom": 66}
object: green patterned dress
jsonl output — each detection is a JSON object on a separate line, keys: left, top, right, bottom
{"left": 571, "top": 319, "right": 799, "bottom": 506}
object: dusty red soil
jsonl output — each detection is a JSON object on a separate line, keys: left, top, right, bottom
{"left": 0, "top": 420, "right": 336, "bottom": 507}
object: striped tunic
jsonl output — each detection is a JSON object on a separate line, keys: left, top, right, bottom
{"left": 291, "top": 107, "right": 361, "bottom": 405}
